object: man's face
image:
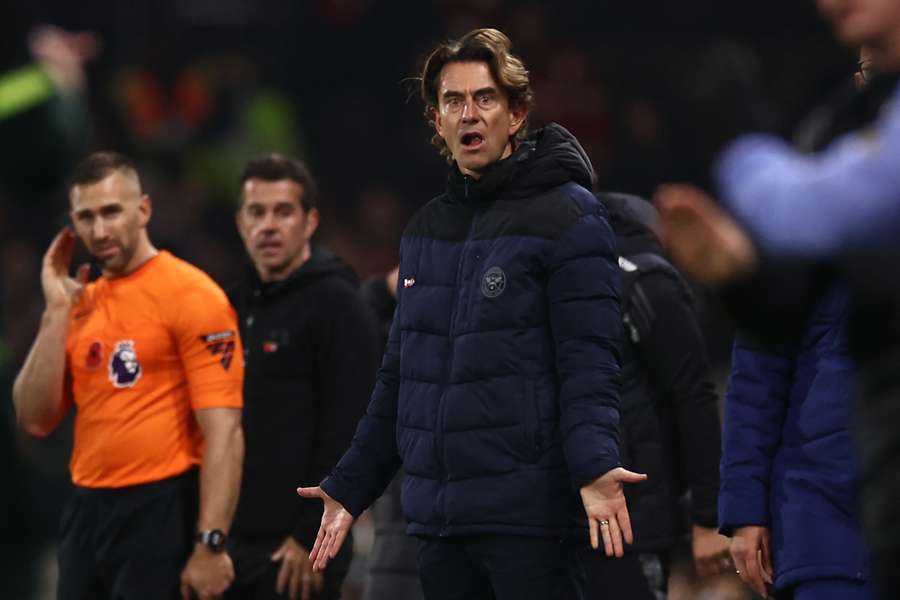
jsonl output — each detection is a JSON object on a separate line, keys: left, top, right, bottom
{"left": 818, "top": 0, "right": 900, "bottom": 47}
{"left": 433, "top": 61, "right": 526, "bottom": 178}
{"left": 236, "top": 178, "right": 319, "bottom": 282}
{"left": 70, "top": 171, "right": 149, "bottom": 276}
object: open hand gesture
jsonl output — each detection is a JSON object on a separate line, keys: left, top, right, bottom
{"left": 579, "top": 467, "right": 647, "bottom": 557}
{"left": 42, "top": 228, "right": 90, "bottom": 310}
{"left": 296, "top": 486, "right": 355, "bottom": 573}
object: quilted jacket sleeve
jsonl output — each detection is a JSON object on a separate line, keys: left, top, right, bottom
{"left": 319, "top": 287, "right": 403, "bottom": 517}
{"left": 547, "top": 200, "right": 624, "bottom": 489}
{"left": 718, "top": 335, "right": 792, "bottom": 535}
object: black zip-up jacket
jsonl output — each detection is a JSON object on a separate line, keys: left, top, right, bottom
{"left": 228, "top": 245, "right": 380, "bottom": 547}
{"left": 604, "top": 192, "right": 721, "bottom": 550}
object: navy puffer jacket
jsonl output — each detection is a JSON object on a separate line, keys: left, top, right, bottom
{"left": 719, "top": 284, "right": 869, "bottom": 590}
{"left": 322, "top": 123, "right": 623, "bottom": 537}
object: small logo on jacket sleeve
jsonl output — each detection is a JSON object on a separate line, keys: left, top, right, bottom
{"left": 403, "top": 277, "right": 416, "bottom": 288}
{"left": 109, "top": 340, "right": 142, "bottom": 388}
{"left": 481, "top": 266, "right": 506, "bottom": 298}
{"left": 200, "top": 331, "right": 236, "bottom": 370}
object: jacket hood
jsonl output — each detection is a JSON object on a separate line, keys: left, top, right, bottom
{"left": 446, "top": 122, "right": 596, "bottom": 203}
{"left": 600, "top": 192, "right": 665, "bottom": 257}
{"left": 246, "top": 244, "right": 358, "bottom": 296}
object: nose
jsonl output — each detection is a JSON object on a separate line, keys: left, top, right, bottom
{"left": 257, "top": 210, "right": 278, "bottom": 232}
{"left": 460, "top": 97, "right": 479, "bottom": 122}
{"left": 91, "top": 218, "right": 108, "bottom": 240}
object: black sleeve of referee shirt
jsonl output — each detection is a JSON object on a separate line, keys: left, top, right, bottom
{"left": 293, "top": 286, "right": 382, "bottom": 548}
{"left": 635, "top": 272, "right": 721, "bottom": 528}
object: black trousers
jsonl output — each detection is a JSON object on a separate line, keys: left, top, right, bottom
{"left": 57, "top": 469, "right": 199, "bottom": 600}
{"left": 580, "top": 549, "right": 670, "bottom": 600}
{"left": 225, "top": 533, "right": 353, "bottom": 600}
{"left": 415, "top": 534, "right": 585, "bottom": 600}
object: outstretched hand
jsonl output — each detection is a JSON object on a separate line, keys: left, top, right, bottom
{"left": 731, "top": 525, "right": 774, "bottom": 597}
{"left": 296, "top": 486, "right": 355, "bottom": 573}
{"left": 42, "top": 228, "right": 90, "bottom": 310}
{"left": 579, "top": 467, "right": 647, "bottom": 557}
{"left": 653, "top": 184, "right": 758, "bottom": 287}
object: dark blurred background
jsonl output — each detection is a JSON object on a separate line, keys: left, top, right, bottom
{"left": 0, "top": 1, "right": 857, "bottom": 598}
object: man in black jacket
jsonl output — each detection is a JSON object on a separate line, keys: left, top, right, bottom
{"left": 580, "top": 193, "right": 728, "bottom": 599}
{"left": 226, "top": 154, "right": 381, "bottom": 600}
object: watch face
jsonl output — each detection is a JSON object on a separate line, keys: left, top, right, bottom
{"left": 208, "top": 529, "right": 226, "bottom": 551}
{"left": 199, "top": 529, "right": 227, "bottom": 552}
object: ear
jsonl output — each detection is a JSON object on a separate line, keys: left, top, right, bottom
{"left": 138, "top": 194, "right": 152, "bottom": 226}
{"left": 305, "top": 208, "right": 320, "bottom": 238}
{"left": 431, "top": 105, "right": 444, "bottom": 137}
{"left": 508, "top": 104, "right": 527, "bottom": 137}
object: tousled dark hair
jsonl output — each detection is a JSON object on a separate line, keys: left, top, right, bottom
{"left": 239, "top": 154, "right": 318, "bottom": 211}
{"left": 420, "top": 28, "right": 534, "bottom": 159}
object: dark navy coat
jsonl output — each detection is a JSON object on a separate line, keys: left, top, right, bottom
{"left": 719, "top": 285, "right": 869, "bottom": 591}
{"left": 322, "top": 123, "right": 623, "bottom": 537}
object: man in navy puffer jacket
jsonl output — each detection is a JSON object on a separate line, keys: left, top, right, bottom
{"left": 298, "top": 28, "right": 646, "bottom": 599}
{"left": 720, "top": 286, "right": 874, "bottom": 600}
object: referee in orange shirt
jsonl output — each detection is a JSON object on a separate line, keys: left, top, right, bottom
{"left": 12, "top": 152, "right": 245, "bottom": 600}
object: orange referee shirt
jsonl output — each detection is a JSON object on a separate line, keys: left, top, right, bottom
{"left": 64, "top": 251, "right": 244, "bottom": 488}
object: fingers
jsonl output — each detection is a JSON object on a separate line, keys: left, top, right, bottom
{"left": 274, "top": 556, "right": 290, "bottom": 596}
{"left": 588, "top": 516, "right": 599, "bottom": 550}
{"left": 313, "top": 572, "right": 323, "bottom": 594}
{"left": 616, "top": 469, "right": 648, "bottom": 484}
{"left": 308, "top": 524, "right": 326, "bottom": 566}
{"left": 330, "top": 526, "right": 350, "bottom": 560}
{"left": 75, "top": 263, "right": 90, "bottom": 285}
{"left": 301, "top": 570, "right": 312, "bottom": 600}
{"left": 288, "top": 566, "right": 301, "bottom": 600}
{"left": 741, "top": 548, "right": 767, "bottom": 596}
{"left": 617, "top": 506, "right": 634, "bottom": 546}
{"left": 297, "top": 486, "right": 323, "bottom": 499}
{"left": 760, "top": 537, "right": 774, "bottom": 585}
{"left": 608, "top": 517, "right": 624, "bottom": 558}
{"left": 599, "top": 518, "right": 614, "bottom": 557}
{"left": 313, "top": 528, "right": 333, "bottom": 572}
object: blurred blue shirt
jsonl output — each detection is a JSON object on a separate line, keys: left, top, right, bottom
{"left": 714, "top": 84, "right": 900, "bottom": 259}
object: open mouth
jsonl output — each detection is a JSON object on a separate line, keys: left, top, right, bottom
{"left": 461, "top": 132, "right": 485, "bottom": 149}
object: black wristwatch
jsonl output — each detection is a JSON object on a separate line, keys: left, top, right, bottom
{"left": 195, "top": 529, "right": 227, "bottom": 553}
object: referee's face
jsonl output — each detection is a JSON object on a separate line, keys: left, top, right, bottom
{"left": 70, "top": 171, "right": 150, "bottom": 276}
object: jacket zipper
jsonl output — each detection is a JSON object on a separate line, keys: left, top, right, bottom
{"left": 436, "top": 198, "right": 477, "bottom": 535}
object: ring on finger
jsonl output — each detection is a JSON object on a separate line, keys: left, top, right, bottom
{"left": 599, "top": 519, "right": 610, "bottom": 526}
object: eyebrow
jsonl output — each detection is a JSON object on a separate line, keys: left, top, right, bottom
{"left": 441, "top": 86, "right": 498, "bottom": 100}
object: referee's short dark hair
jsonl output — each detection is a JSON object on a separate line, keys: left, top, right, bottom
{"left": 239, "top": 154, "right": 318, "bottom": 211}
{"left": 69, "top": 151, "right": 141, "bottom": 191}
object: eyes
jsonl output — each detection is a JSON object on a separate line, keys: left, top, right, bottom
{"left": 73, "top": 204, "right": 124, "bottom": 225}
{"left": 442, "top": 92, "right": 498, "bottom": 114}
{"left": 243, "top": 202, "right": 297, "bottom": 221}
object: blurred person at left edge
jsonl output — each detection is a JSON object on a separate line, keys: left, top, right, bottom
{"left": 226, "top": 154, "right": 380, "bottom": 600}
